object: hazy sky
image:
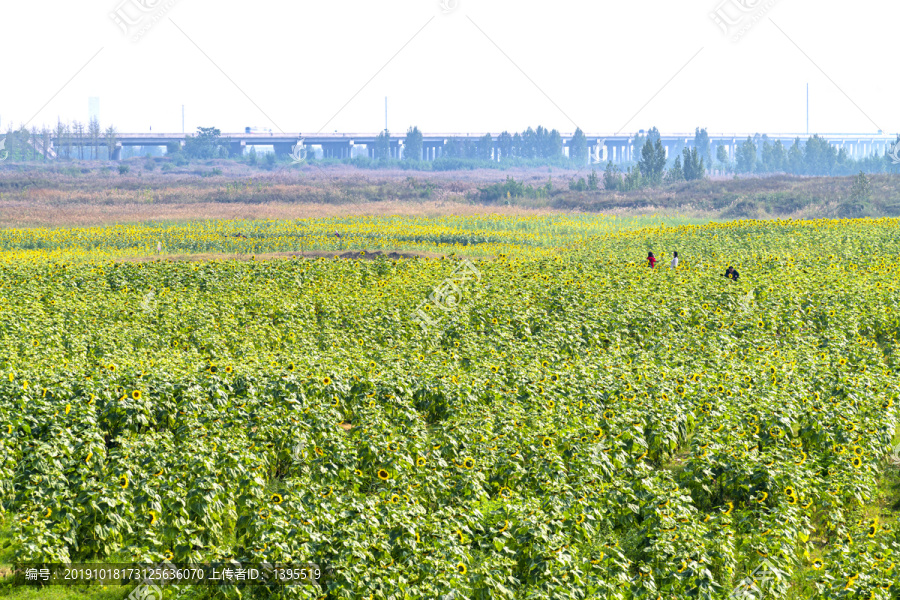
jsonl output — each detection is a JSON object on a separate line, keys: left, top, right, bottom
{"left": 1, "top": 0, "right": 896, "bottom": 136}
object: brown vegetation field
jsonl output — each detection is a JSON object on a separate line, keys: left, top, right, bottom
{"left": 1, "top": 159, "right": 898, "bottom": 227}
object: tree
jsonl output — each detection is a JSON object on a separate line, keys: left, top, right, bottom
{"left": 63, "top": 122, "right": 73, "bottom": 159}
{"left": 476, "top": 133, "right": 493, "bottom": 161}
{"left": 736, "top": 136, "right": 756, "bottom": 173}
{"left": 442, "top": 137, "right": 462, "bottom": 159}
{"left": 497, "top": 131, "right": 513, "bottom": 161}
{"left": 105, "top": 126, "right": 118, "bottom": 160}
{"left": 73, "top": 121, "right": 85, "bottom": 159}
{"left": 511, "top": 133, "right": 523, "bottom": 159}
{"left": 603, "top": 161, "right": 622, "bottom": 191}
{"left": 374, "top": 130, "right": 391, "bottom": 160}
{"left": 184, "top": 126, "right": 222, "bottom": 159}
{"left": 716, "top": 144, "right": 730, "bottom": 171}
{"left": 694, "top": 127, "right": 711, "bottom": 165}
{"left": 667, "top": 155, "right": 684, "bottom": 182}
{"left": 41, "top": 127, "right": 51, "bottom": 160}
{"left": 682, "top": 147, "right": 705, "bottom": 181}
{"left": 569, "top": 128, "right": 588, "bottom": 165}
{"left": 623, "top": 165, "right": 643, "bottom": 190}
{"left": 803, "top": 135, "right": 837, "bottom": 176}
{"left": 587, "top": 168, "right": 599, "bottom": 190}
{"left": 543, "top": 128, "right": 563, "bottom": 159}
{"left": 638, "top": 138, "right": 666, "bottom": 185}
{"left": 770, "top": 140, "right": 786, "bottom": 172}
{"left": 55, "top": 119, "right": 66, "bottom": 160}
{"left": 30, "top": 127, "right": 39, "bottom": 161}
{"left": 403, "top": 126, "right": 423, "bottom": 161}
{"left": 89, "top": 116, "right": 101, "bottom": 160}
{"left": 787, "top": 138, "right": 804, "bottom": 174}
{"left": 849, "top": 170, "right": 871, "bottom": 202}
{"left": 520, "top": 127, "right": 537, "bottom": 159}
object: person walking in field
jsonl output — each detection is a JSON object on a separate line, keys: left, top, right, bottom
{"left": 670, "top": 251, "right": 679, "bottom": 269}
{"left": 647, "top": 252, "right": 657, "bottom": 269}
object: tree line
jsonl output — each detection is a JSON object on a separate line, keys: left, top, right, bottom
{"left": 2, "top": 119, "right": 118, "bottom": 161}
{"left": 717, "top": 134, "right": 899, "bottom": 177}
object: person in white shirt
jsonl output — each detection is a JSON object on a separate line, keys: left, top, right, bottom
{"left": 670, "top": 251, "right": 679, "bottom": 269}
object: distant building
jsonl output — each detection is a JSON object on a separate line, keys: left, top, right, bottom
{"left": 89, "top": 97, "right": 100, "bottom": 123}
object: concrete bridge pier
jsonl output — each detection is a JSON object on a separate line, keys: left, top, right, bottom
{"left": 321, "top": 142, "right": 352, "bottom": 159}
{"left": 273, "top": 142, "right": 294, "bottom": 158}
{"left": 112, "top": 142, "right": 123, "bottom": 161}
{"left": 229, "top": 140, "right": 246, "bottom": 158}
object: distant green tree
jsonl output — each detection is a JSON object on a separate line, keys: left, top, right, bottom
{"left": 623, "top": 165, "right": 643, "bottom": 190}
{"left": 568, "top": 176, "right": 588, "bottom": 191}
{"left": 850, "top": 170, "right": 871, "bottom": 202}
{"left": 569, "top": 128, "right": 588, "bottom": 165}
{"left": 404, "top": 126, "right": 423, "bottom": 161}
{"left": 104, "top": 126, "right": 118, "bottom": 161}
{"left": 803, "top": 135, "right": 837, "bottom": 175}
{"left": 477, "top": 133, "right": 494, "bottom": 161}
{"left": 89, "top": 117, "right": 101, "bottom": 160}
{"left": 184, "top": 126, "right": 222, "bottom": 159}
{"left": 682, "top": 147, "right": 705, "bottom": 181}
{"left": 54, "top": 119, "right": 67, "bottom": 160}
{"left": 716, "top": 144, "right": 730, "bottom": 171}
{"left": 374, "top": 130, "right": 391, "bottom": 160}
{"left": 787, "top": 138, "right": 804, "bottom": 174}
{"left": 770, "top": 140, "right": 786, "bottom": 172}
{"left": 638, "top": 138, "right": 666, "bottom": 185}
{"left": 511, "top": 133, "right": 523, "bottom": 159}
{"left": 587, "top": 168, "right": 599, "bottom": 190}
{"left": 694, "top": 127, "right": 711, "bottom": 165}
{"left": 603, "top": 161, "right": 622, "bottom": 191}
{"left": 666, "top": 155, "right": 684, "bottom": 182}
{"left": 497, "top": 131, "right": 513, "bottom": 161}
{"left": 520, "top": 128, "right": 536, "bottom": 159}
{"left": 736, "top": 136, "right": 757, "bottom": 173}
{"left": 631, "top": 132, "right": 646, "bottom": 161}
{"left": 542, "top": 127, "right": 563, "bottom": 159}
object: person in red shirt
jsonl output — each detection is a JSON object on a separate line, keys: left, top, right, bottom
{"left": 647, "top": 252, "right": 657, "bottom": 268}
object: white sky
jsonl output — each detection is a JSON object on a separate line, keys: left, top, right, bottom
{"left": 0, "top": 0, "right": 896, "bottom": 136}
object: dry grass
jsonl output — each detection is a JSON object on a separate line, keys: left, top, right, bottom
{"left": 2, "top": 161, "right": 898, "bottom": 228}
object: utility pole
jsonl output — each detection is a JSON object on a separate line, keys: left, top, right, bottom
{"left": 385, "top": 97, "right": 388, "bottom": 133}
{"left": 806, "top": 83, "right": 809, "bottom": 135}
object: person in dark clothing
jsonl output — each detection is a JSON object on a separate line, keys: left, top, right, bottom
{"left": 724, "top": 266, "right": 740, "bottom": 281}
{"left": 647, "top": 252, "right": 657, "bottom": 269}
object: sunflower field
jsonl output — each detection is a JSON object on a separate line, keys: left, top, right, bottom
{"left": 1, "top": 215, "right": 899, "bottom": 599}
